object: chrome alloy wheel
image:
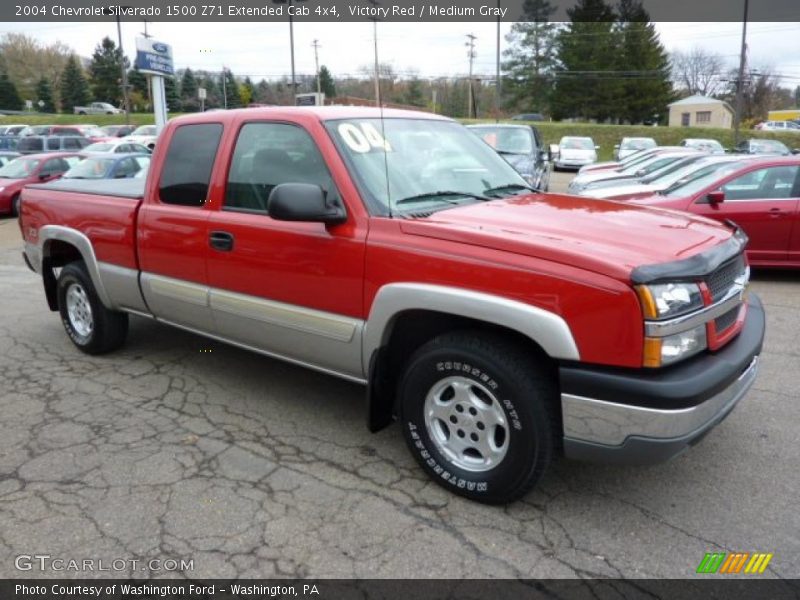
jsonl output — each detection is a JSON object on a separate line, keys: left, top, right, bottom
{"left": 65, "top": 283, "right": 94, "bottom": 338}
{"left": 423, "top": 375, "right": 510, "bottom": 472}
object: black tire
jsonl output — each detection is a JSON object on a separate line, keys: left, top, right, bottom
{"left": 398, "top": 331, "right": 558, "bottom": 504}
{"left": 10, "top": 194, "right": 20, "bottom": 218}
{"left": 57, "top": 261, "right": 128, "bottom": 355}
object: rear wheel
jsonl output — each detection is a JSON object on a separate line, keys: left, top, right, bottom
{"left": 57, "top": 261, "right": 128, "bottom": 354}
{"left": 399, "top": 331, "right": 558, "bottom": 504}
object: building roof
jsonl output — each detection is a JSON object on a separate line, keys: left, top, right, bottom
{"left": 668, "top": 95, "right": 734, "bottom": 113}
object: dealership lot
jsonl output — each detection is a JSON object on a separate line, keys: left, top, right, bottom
{"left": 0, "top": 206, "right": 798, "bottom": 579}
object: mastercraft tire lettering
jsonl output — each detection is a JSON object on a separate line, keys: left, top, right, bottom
{"left": 398, "top": 331, "right": 558, "bottom": 504}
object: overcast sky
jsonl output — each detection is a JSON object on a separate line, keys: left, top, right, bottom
{"left": 2, "top": 21, "right": 799, "bottom": 87}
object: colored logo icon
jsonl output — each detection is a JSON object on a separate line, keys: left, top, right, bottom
{"left": 697, "top": 552, "right": 773, "bottom": 574}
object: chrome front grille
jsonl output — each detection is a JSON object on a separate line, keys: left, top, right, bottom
{"left": 705, "top": 255, "right": 747, "bottom": 302}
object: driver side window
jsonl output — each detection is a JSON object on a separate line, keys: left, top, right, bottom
{"left": 722, "top": 166, "right": 800, "bottom": 201}
{"left": 225, "top": 122, "right": 337, "bottom": 213}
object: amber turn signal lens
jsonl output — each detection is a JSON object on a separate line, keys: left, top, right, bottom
{"left": 643, "top": 337, "right": 662, "bottom": 368}
{"left": 636, "top": 285, "right": 658, "bottom": 320}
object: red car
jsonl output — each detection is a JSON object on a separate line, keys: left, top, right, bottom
{"left": 0, "top": 153, "right": 81, "bottom": 217}
{"left": 628, "top": 156, "right": 800, "bottom": 267}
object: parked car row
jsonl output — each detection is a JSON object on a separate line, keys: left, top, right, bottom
{"left": 0, "top": 151, "right": 150, "bottom": 217}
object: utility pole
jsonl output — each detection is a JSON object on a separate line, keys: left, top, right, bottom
{"left": 222, "top": 66, "right": 227, "bottom": 109}
{"left": 495, "top": 0, "right": 501, "bottom": 120}
{"left": 115, "top": 14, "right": 131, "bottom": 125}
{"left": 141, "top": 20, "right": 152, "bottom": 111}
{"left": 733, "top": 0, "right": 749, "bottom": 144}
{"left": 312, "top": 39, "right": 322, "bottom": 96}
{"left": 466, "top": 33, "right": 477, "bottom": 119}
{"left": 368, "top": 0, "right": 381, "bottom": 107}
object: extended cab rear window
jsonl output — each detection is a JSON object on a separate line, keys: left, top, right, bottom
{"left": 159, "top": 123, "right": 223, "bottom": 207}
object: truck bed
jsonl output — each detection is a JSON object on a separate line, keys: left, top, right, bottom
{"left": 21, "top": 179, "right": 144, "bottom": 270}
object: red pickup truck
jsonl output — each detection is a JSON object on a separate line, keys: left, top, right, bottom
{"left": 20, "top": 107, "right": 764, "bottom": 504}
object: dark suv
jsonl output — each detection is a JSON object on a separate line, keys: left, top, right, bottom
{"left": 16, "top": 136, "right": 90, "bottom": 155}
{"left": 467, "top": 123, "right": 551, "bottom": 191}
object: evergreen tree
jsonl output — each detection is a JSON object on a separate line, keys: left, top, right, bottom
{"left": 502, "top": 0, "right": 559, "bottom": 114}
{"left": 614, "top": 0, "right": 672, "bottom": 123}
{"left": 220, "top": 68, "right": 241, "bottom": 108}
{"left": 253, "top": 79, "right": 274, "bottom": 104}
{"left": 404, "top": 77, "right": 425, "bottom": 107}
{"left": 0, "top": 69, "right": 22, "bottom": 110}
{"left": 199, "top": 73, "right": 221, "bottom": 108}
{"left": 127, "top": 66, "right": 148, "bottom": 96}
{"left": 180, "top": 68, "right": 199, "bottom": 111}
{"left": 164, "top": 76, "right": 181, "bottom": 112}
{"left": 35, "top": 76, "right": 55, "bottom": 112}
{"left": 314, "top": 65, "right": 336, "bottom": 98}
{"left": 89, "top": 36, "right": 126, "bottom": 105}
{"left": 240, "top": 76, "right": 255, "bottom": 105}
{"left": 552, "top": 0, "right": 618, "bottom": 121}
{"left": 59, "top": 55, "right": 90, "bottom": 112}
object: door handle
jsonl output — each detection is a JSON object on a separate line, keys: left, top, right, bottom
{"left": 768, "top": 208, "right": 787, "bottom": 218}
{"left": 209, "top": 231, "right": 234, "bottom": 251}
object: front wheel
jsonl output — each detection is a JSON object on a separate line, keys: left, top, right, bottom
{"left": 399, "top": 331, "right": 558, "bottom": 504}
{"left": 10, "top": 193, "right": 20, "bottom": 217}
{"left": 57, "top": 261, "right": 128, "bottom": 354}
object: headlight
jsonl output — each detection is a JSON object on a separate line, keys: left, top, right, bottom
{"left": 644, "top": 324, "right": 707, "bottom": 367}
{"left": 637, "top": 282, "right": 703, "bottom": 320}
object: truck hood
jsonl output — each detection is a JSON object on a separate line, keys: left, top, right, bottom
{"left": 399, "top": 194, "right": 733, "bottom": 282}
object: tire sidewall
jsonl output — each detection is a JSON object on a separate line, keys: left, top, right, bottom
{"left": 400, "top": 344, "right": 547, "bottom": 503}
{"left": 57, "top": 266, "right": 98, "bottom": 350}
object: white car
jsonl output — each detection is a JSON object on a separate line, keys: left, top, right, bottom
{"left": 568, "top": 151, "right": 700, "bottom": 193}
{"left": 578, "top": 155, "right": 748, "bottom": 199}
{"left": 80, "top": 140, "right": 152, "bottom": 155}
{"left": 122, "top": 125, "right": 159, "bottom": 150}
{"left": 758, "top": 120, "right": 800, "bottom": 133}
{"left": 614, "top": 137, "right": 656, "bottom": 161}
{"left": 553, "top": 136, "right": 598, "bottom": 170}
{"left": 679, "top": 138, "right": 726, "bottom": 153}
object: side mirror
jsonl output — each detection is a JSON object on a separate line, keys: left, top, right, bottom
{"left": 707, "top": 190, "right": 725, "bottom": 204}
{"left": 548, "top": 144, "right": 559, "bottom": 159}
{"left": 38, "top": 172, "right": 51, "bottom": 180}
{"left": 268, "top": 183, "right": 346, "bottom": 225}
{"left": 792, "top": 148, "right": 800, "bottom": 155}
{"left": 635, "top": 168, "right": 647, "bottom": 177}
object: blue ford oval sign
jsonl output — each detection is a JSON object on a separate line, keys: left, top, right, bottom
{"left": 152, "top": 43, "right": 168, "bottom": 53}
{"left": 134, "top": 37, "right": 174, "bottom": 76}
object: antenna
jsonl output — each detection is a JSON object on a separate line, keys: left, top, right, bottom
{"left": 368, "top": 0, "right": 392, "bottom": 217}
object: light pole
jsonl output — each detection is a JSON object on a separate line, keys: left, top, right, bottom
{"left": 466, "top": 34, "right": 477, "bottom": 119}
{"left": 368, "top": 0, "right": 381, "bottom": 107}
{"left": 495, "top": 0, "right": 501, "bottom": 120}
{"left": 273, "top": 0, "right": 302, "bottom": 103}
{"left": 115, "top": 12, "right": 131, "bottom": 125}
{"left": 733, "top": 0, "right": 749, "bottom": 144}
{"left": 312, "top": 39, "right": 321, "bottom": 96}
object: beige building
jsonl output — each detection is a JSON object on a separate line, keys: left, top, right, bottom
{"left": 668, "top": 95, "right": 734, "bottom": 129}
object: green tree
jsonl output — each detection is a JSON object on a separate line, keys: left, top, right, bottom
{"left": 164, "top": 76, "right": 181, "bottom": 112}
{"left": 614, "top": 0, "right": 672, "bottom": 123}
{"left": 59, "top": 55, "right": 90, "bottom": 112}
{"left": 253, "top": 79, "right": 274, "bottom": 104}
{"left": 220, "top": 68, "right": 241, "bottom": 108}
{"left": 35, "top": 76, "right": 55, "bottom": 112}
{"left": 552, "top": 0, "right": 618, "bottom": 121}
{"left": 240, "top": 75, "right": 255, "bottom": 105}
{"left": 502, "top": 0, "right": 559, "bottom": 114}
{"left": 404, "top": 77, "right": 425, "bottom": 107}
{"left": 314, "top": 65, "right": 336, "bottom": 98}
{"left": 180, "top": 68, "right": 199, "bottom": 111}
{"left": 89, "top": 36, "right": 127, "bottom": 105}
{"left": 0, "top": 69, "right": 22, "bottom": 110}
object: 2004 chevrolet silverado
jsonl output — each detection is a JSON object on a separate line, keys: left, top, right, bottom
{"left": 19, "top": 107, "right": 764, "bottom": 504}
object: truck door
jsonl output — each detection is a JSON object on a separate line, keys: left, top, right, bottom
{"left": 205, "top": 120, "right": 367, "bottom": 380}
{"left": 137, "top": 122, "right": 223, "bottom": 332}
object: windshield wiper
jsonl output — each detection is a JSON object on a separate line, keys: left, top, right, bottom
{"left": 483, "top": 183, "right": 538, "bottom": 196}
{"left": 394, "top": 190, "right": 492, "bottom": 207}
{"left": 496, "top": 150, "right": 526, "bottom": 156}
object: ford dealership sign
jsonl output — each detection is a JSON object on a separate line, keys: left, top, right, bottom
{"left": 134, "top": 37, "right": 174, "bottom": 77}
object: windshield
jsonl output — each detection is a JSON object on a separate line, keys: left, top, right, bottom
{"left": 132, "top": 126, "right": 156, "bottom": 136}
{"left": 685, "top": 139, "right": 724, "bottom": 152}
{"left": 0, "top": 158, "right": 38, "bottom": 178}
{"left": 662, "top": 162, "right": 746, "bottom": 197}
{"left": 647, "top": 158, "right": 740, "bottom": 187}
{"left": 640, "top": 156, "right": 704, "bottom": 183}
{"left": 469, "top": 127, "right": 533, "bottom": 155}
{"left": 621, "top": 138, "right": 656, "bottom": 151}
{"left": 560, "top": 137, "right": 594, "bottom": 150}
{"left": 327, "top": 118, "right": 528, "bottom": 215}
{"left": 84, "top": 143, "right": 113, "bottom": 152}
{"left": 63, "top": 158, "right": 113, "bottom": 179}
{"left": 620, "top": 154, "right": 681, "bottom": 175}
{"left": 751, "top": 140, "right": 789, "bottom": 154}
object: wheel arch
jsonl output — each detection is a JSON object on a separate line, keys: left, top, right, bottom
{"left": 363, "top": 284, "right": 579, "bottom": 432}
{"left": 37, "top": 226, "right": 112, "bottom": 310}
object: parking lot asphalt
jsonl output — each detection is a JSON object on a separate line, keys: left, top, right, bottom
{"left": 0, "top": 178, "right": 798, "bottom": 579}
